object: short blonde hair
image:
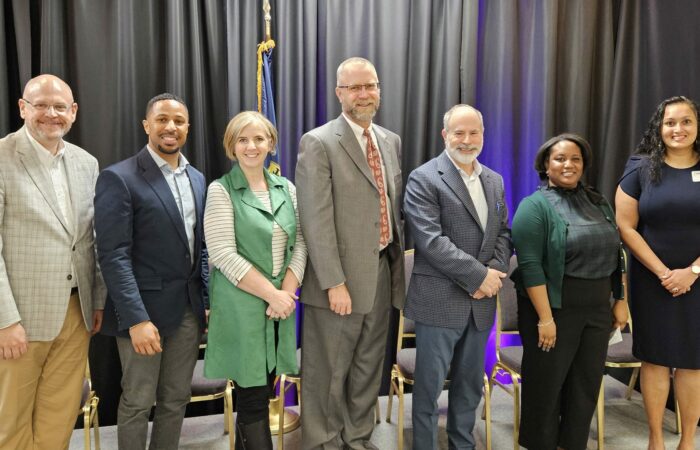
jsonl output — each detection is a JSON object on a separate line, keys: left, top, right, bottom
{"left": 223, "top": 111, "right": 278, "bottom": 161}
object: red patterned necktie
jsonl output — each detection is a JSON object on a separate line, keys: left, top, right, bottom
{"left": 363, "top": 128, "right": 390, "bottom": 247}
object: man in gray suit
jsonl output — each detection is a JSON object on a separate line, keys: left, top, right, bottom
{"left": 403, "top": 104, "right": 512, "bottom": 449}
{"left": 296, "top": 57, "right": 405, "bottom": 450}
{"left": 0, "top": 74, "right": 105, "bottom": 449}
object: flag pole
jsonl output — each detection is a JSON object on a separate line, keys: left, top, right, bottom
{"left": 263, "top": 0, "right": 272, "bottom": 41}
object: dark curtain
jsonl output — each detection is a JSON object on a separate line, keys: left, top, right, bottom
{"left": 3, "top": 0, "right": 700, "bottom": 426}
{"left": 599, "top": 0, "right": 700, "bottom": 198}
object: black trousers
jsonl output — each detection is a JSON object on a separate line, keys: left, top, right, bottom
{"left": 233, "top": 374, "right": 275, "bottom": 424}
{"left": 234, "top": 320, "right": 279, "bottom": 424}
{"left": 518, "top": 276, "right": 612, "bottom": 450}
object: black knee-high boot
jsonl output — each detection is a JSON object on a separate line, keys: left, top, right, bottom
{"left": 235, "top": 416, "right": 273, "bottom": 450}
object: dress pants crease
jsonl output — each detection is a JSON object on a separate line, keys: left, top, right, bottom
{"left": 301, "top": 254, "right": 391, "bottom": 450}
{"left": 116, "top": 306, "right": 201, "bottom": 450}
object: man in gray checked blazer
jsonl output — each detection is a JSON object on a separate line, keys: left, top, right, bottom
{"left": 296, "top": 57, "right": 405, "bottom": 450}
{"left": 403, "top": 104, "right": 512, "bottom": 450}
{"left": 0, "top": 74, "right": 106, "bottom": 449}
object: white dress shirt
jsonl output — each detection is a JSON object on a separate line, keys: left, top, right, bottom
{"left": 445, "top": 150, "right": 488, "bottom": 230}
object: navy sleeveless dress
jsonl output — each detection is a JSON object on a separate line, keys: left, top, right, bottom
{"left": 618, "top": 156, "right": 700, "bottom": 369}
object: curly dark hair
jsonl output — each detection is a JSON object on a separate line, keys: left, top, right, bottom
{"left": 534, "top": 133, "right": 593, "bottom": 181}
{"left": 635, "top": 96, "right": 700, "bottom": 183}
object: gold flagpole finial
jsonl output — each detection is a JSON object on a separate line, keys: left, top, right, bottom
{"left": 263, "top": 0, "right": 272, "bottom": 41}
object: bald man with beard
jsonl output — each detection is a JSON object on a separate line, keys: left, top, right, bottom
{"left": 0, "top": 74, "right": 106, "bottom": 449}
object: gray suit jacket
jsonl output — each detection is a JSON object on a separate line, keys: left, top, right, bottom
{"left": 403, "top": 151, "right": 512, "bottom": 330}
{"left": 296, "top": 115, "right": 405, "bottom": 314}
{"left": 0, "top": 127, "right": 106, "bottom": 340}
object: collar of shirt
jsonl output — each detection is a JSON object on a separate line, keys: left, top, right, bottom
{"left": 342, "top": 113, "right": 379, "bottom": 152}
{"left": 444, "top": 148, "right": 482, "bottom": 179}
{"left": 147, "top": 145, "right": 189, "bottom": 174}
{"left": 25, "top": 127, "right": 66, "bottom": 169}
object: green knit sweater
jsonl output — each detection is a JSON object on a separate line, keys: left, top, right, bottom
{"left": 511, "top": 187, "right": 624, "bottom": 308}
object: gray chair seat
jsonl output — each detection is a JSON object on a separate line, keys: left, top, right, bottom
{"left": 81, "top": 378, "right": 91, "bottom": 405}
{"left": 191, "top": 360, "right": 228, "bottom": 396}
{"left": 396, "top": 348, "right": 416, "bottom": 375}
{"left": 499, "top": 346, "right": 523, "bottom": 373}
{"left": 606, "top": 333, "right": 639, "bottom": 364}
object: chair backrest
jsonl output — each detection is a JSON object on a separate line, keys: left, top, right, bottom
{"left": 397, "top": 250, "right": 416, "bottom": 352}
{"left": 403, "top": 249, "right": 414, "bottom": 294}
{"left": 498, "top": 254, "right": 519, "bottom": 333}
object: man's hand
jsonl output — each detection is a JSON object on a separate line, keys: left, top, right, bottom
{"left": 129, "top": 321, "right": 162, "bottom": 355}
{"left": 476, "top": 268, "right": 507, "bottom": 298}
{"left": 328, "top": 284, "right": 352, "bottom": 316}
{"left": 91, "top": 309, "right": 104, "bottom": 335}
{"left": 0, "top": 322, "right": 28, "bottom": 360}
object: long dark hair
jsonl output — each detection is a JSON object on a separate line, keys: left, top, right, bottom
{"left": 635, "top": 96, "right": 700, "bottom": 183}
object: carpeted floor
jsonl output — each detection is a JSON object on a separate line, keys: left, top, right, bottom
{"left": 70, "top": 374, "right": 697, "bottom": 449}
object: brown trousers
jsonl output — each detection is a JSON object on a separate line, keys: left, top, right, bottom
{"left": 0, "top": 293, "right": 89, "bottom": 450}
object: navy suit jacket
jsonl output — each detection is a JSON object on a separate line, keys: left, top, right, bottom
{"left": 403, "top": 151, "right": 512, "bottom": 330}
{"left": 95, "top": 147, "right": 207, "bottom": 338}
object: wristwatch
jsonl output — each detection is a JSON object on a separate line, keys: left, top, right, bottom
{"left": 691, "top": 265, "right": 700, "bottom": 277}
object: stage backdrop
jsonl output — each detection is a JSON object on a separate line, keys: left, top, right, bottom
{"left": 2, "top": 0, "right": 700, "bottom": 426}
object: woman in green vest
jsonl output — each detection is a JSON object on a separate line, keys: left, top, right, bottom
{"left": 203, "top": 111, "right": 307, "bottom": 449}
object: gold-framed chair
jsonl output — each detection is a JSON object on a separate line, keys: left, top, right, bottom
{"left": 273, "top": 348, "right": 302, "bottom": 450}
{"left": 191, "top": 336, "right": 235, "bottom": 450}
{"left": 80, "top": 363, "right": 100, "bottom": 450}
{"left": 595, "top": 303, "right": 681, "bottom": 449}
{"left": 595, "top": 297, "right": 640, "bottom": 450}
{"left": 485, "top": 255, "right": 522, "bottom": 450}
{"left": 385, "top": 250, "right": 425, "bottom": 449}
{"left": 385, "top": 307, "right": 427, "bottom": 450}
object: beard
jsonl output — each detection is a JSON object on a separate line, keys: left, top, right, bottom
{"left": 157, "top": 144, "right": 181, "bottom": 155}
{"left": 447, "top": 143, "right": 482, "bottom": 165}
{"left": 347, "top": 99, "right": 380, "bottom": 124}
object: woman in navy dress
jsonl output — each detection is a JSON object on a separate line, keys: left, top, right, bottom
{"left": 616, "top": 96, "right": 700, "bottom": 450}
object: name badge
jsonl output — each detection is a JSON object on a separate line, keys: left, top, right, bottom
{"left": 692, "top": 171, "right": 700, "bottom": 182}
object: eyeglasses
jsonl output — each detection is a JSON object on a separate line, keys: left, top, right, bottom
{"left": 21, "top": 99, "right": 71, "bottom": 114}
{"left": 336, "top": 83, "right": 380, "bottom": 93}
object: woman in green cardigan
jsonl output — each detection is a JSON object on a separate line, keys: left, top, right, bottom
{"left": 511, "top": 133, "right": 627, "bottom": 450}
{"left": 203, "top": 111, "right": 307, "bottom": 449}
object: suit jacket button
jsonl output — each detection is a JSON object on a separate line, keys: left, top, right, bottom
{"left": 67, "top": 274, "right": 72, "bottom": 280}
{"left": 72, "top": 245, "right": 76, "bottom": 251}
{"left": 373, "top": 248, "right": 379, "bottom": 255}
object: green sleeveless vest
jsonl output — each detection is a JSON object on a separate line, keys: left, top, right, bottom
{"left": 204, "top": 165, "right": 298, "bottom": 387}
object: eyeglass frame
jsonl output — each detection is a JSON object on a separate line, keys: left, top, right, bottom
{"left": 21, "top": 98, "right": 74, "bottom": 114}
{"left": 336, "top": 82, "right": 380, "bottom": 94}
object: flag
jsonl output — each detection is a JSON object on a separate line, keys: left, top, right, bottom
{"left": 257, "top": 39, "right": 281, "bottom": 176}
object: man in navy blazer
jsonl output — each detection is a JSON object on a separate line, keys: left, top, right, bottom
{"left": 95, "top": 93, "right": 206, "bottom": 449}
{"left": 403, "top": 104, "right": 512, "bottom": 449}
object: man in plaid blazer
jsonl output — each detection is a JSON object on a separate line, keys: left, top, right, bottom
{"left": 403, "top": 104, "right": 512, "bottom": 450}
{"left": 0, "top": 74, "right": 106, "bottom": 449}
